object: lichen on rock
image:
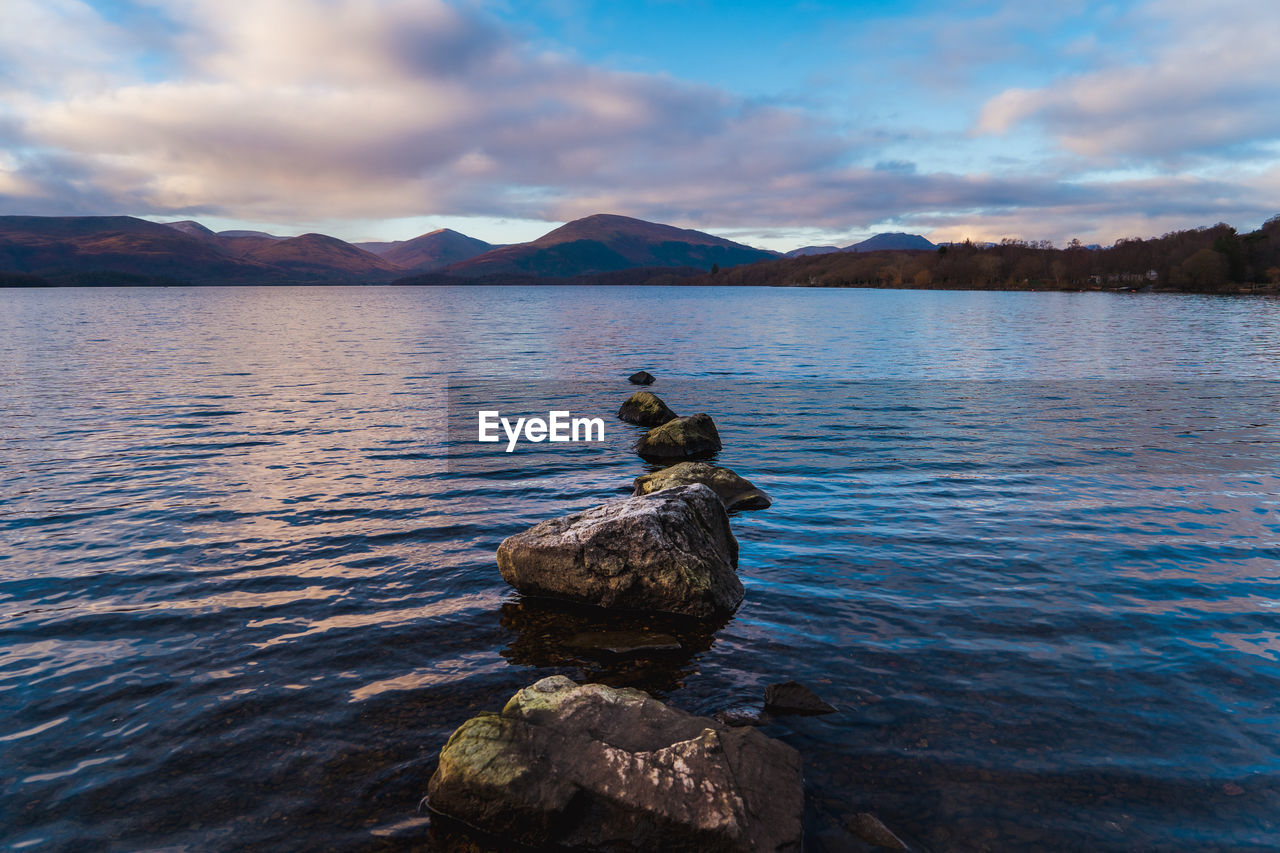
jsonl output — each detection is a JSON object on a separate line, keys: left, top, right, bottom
{"left": 635, "top": 413, "right": 723, "bottom": 461}
{"left": 496, "top": 484, "right": 742, "bottom": 619}
{"left": 618, "top": 390, "right": 678, "bottom": 427}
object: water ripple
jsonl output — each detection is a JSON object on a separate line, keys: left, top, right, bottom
{"left": 1, "top": 286, "right": 1279, "bottom": 851}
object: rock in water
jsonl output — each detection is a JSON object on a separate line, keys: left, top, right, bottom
{"left": 848, "top": 813, "right": 908, "bottom": 850}
{"left": 635, "top": 413, "right": 722, "bottom": 461}
{"left": 496, "top": 484, "right": 743, "bottom": 618}
{"left": 714, "top": 706, "right": 774, "bottom": 728}
{"left": 427, "top": 675, "right": 804, "bottom": 852}
{"left": 634, "top": 461, "right": 771, "bottom": 511}
{"left": 617, "top": 391, "right": 678, "bottom": 427}
{"left": 763, "top": 681, "right": 837, "bottom": 715}
{"left": 628, "top": 370, "right": 656, "bottom": 385}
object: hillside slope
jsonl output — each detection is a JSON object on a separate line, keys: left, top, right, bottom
{"left": 359, "top": 228, "right": 492, "bottom": 271}
{"left": 446, "top": 213, "right": 773, "bottom": 277}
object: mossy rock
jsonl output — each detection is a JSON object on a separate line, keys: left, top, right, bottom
{"left": 634, "top": 461, "right": 771, "bottom": 511}
{"left": 617, "top": 390, "right": 678, "bottom": 427}
{"left": 426, "top": 676, "right": 804, "bottom": 852}
{"left": 635, "top": 413, "right": 722, "bottom": 461}
{"left": 496, "top": 484, "right": 741, "bottom": 618}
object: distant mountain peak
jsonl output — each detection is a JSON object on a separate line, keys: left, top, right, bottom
{"left": 233, "top": 231, "right": 401, "bottom": 276}
{"left": 784, "top": 232, "right": 935, "bottom": 258}
{"left": 162, "top": 220, "right": 217, "bottom": 239}
{"left": 217, "top": 229, "right": 284, "bottom": 240}
{"left": 355, "top": 228, "right": 492, "bottom": 271}
{"left": 535, "top": 213, "right": 751, "bottom": 250}
{"left": 446, "top": 213, "right": 772, "bottom": 278}
{"left": 784, "top": 245, "right": 841, "bottom": 258}
{"left": 844, "top": 233, "right": 935, "bottom": 252}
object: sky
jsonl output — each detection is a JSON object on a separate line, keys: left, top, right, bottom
{"left": 1, "top": 0, "right": 1278, "bottom": 250}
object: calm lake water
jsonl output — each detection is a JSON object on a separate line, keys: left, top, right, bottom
{"left": 3, "top": 285, "right": 1280, "bottom": 852}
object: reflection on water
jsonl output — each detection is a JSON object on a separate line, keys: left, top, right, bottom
{"left": 498, "top": 599, "right": 726, "bottom": 695}
{"left": 1, "top": 286, "right": 1280, "bottom": 851}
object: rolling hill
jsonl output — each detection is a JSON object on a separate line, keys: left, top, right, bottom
{"left": 784, "top": 245, "right": 842, "bottom": 258}
{"left": 0, "top": 216, "right": 408, "bottom": 283}
{"left": 233, "top": 233, "right": 402, "bottom": 278}
{"left": 357, "top": 228, "right": 492, "bottom": 271}
{"left": 847, "top": 232, "right": 935, "bottom": 252}
{"left": 0, "top": 216, "right": 273, "bottom": 283}
{"left": 445, "top": 213, "right": 773, "bottom": 277}
{"left": 784, "top": 232, "right": 935, "bottom": 258}
{"left": 162, "top": 220, "right": 219, "bottom": 241}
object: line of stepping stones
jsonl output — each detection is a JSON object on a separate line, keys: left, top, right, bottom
{"left": 423, "top": 371, "right": 908, "bottom": 852}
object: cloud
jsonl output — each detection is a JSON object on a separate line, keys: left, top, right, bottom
{"left": 0, "top": 0, "right": 130, "bottom": 94}
{"left": 0, "top": 0, "right": 1277, "bottom": 246}
{"left": 1, "top": 0, "right": 858, "bottom": 225}
{"left": 975, "top": 0, "right": 1280, "bottom": 163}
{"left": 899, "top": 170, "right": 1280, "bottom": 246}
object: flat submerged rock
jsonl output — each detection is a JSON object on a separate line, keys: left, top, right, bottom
{"left": 427, "top": 675, "right": 804, "bottom": 852}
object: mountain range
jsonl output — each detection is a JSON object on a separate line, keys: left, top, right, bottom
{"left": 0, "top": 213, "right": 932, "bottom": 285}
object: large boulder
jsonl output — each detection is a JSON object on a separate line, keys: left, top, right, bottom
{"left": 618, "top": 390, "right": 678, "bottom": 427}
{"left": 634, "top": 462, "right": 771, "bottom": 511}
{"left": 636, "top": 413, "right": 722, "bottom": 461}
{"left": 427, "top": 675, "right": 804, "bottom": 852}
{"left": 496, "top": 484, "right": 742, "bottom": 618}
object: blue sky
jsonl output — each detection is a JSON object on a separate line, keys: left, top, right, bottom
{"left": 1, "top": 0, "right": 1277, "bottom": 249}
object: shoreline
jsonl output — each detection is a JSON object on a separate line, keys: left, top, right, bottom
{"left": 2, "top": 278, "right": 1277, "bottom": 295}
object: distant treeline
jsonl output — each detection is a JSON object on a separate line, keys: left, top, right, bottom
{"left": 0, "top": 270, "right": 188, "bottom": 287}
{"left": 0, "top": 271, "right": 53, "bottom": 287}
{"left": 688, "top": 217, "right": 1280, "bottom": 293}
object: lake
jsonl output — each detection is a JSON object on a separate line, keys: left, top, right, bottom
{"left": 2, "top": 285, "right": 1279, "bottom": 851}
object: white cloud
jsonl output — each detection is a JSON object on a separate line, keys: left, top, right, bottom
{"left": 3, "top": 0, "right": 856, "bottom": 225}
{"left": 0, "top": 0, "right": 130, "bottom": 95}
{"left": 975, "top": 0, "right": 1280, "bottom": 163}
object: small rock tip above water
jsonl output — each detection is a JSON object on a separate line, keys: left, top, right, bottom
{"left": 628, "top": 370, "right": 656, "bottom": 385}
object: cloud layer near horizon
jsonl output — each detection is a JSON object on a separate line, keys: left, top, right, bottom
{"left": 1, "top": 0, "right": 1278, "bottom": 246}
